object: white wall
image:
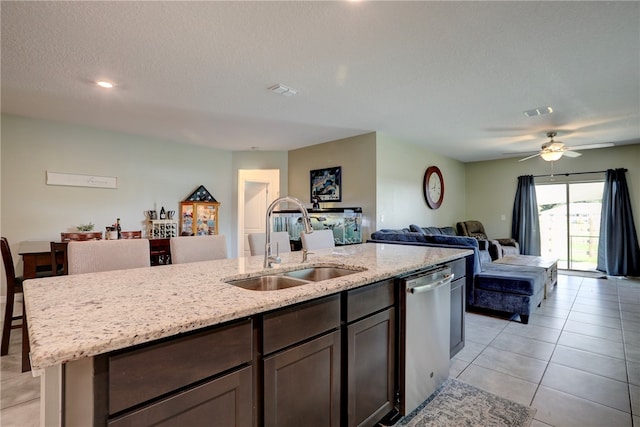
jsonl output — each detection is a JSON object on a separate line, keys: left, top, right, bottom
{"left": 465, "top": 144, "right": 640, "bottom": 238}
{"left": 1, "top": 114, "right": 233, "bottom": 277}
{"left": 376, "top": 134, "right": 467, "bottom": 231}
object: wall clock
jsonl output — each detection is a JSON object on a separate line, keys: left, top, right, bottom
{"left": 423, "top": 166, "right": 444, "bottom": 209}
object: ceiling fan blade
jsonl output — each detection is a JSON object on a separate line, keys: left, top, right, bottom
{"left": 562, "top": 150, "right": 582, "bottom": 158}
{"left": 566, "top": 142, "right": 615, "bottom": 150}
{"left": 518, "top": 153, "right": 541, "bottom": 162}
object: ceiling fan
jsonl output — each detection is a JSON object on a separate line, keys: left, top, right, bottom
{"left": 518, "top": 132, "right": 614, "bottom": 162}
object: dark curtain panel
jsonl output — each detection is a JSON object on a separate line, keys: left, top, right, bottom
{"left": 597, "top": 168, "right": 640, "bottom": 276}
{"left": 511, "top": 175, "right": 541, "bottom": 255}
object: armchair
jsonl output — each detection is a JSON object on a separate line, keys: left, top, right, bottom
{"left": 456, "top": 220, "right": 519, "bottom": 260}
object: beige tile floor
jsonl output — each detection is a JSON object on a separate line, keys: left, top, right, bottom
{"left": 451, "top": 273, "right": 640, "bottom": 427}
{"left": 1, "top": 273, "right": 639, "bottom": 426}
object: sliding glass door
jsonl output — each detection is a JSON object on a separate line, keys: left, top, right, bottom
{"left": 536, "top": 181, "right": 604, "bottom": 270}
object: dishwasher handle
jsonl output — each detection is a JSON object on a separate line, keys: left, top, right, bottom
{"left": 406, "top": 273, "right": 454, "bottom": 294}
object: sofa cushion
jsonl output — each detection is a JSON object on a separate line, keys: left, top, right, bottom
{"left": 409, "top": 225, "right": 457, "bottom": 236}
{"left": 409, "top": 224, "right": 427, "bottom": 234}
{"left": 370, "top": 230, "right": 425, "bottom": 243}
{"left": 475, "top": 264, "right": 545, "bottom": 296}
{"left": 426, "top": 234, "right": 479, "bottom": 249}
{"left": 501, "top": 245, "right": 520, "bottom": 257}
{"left": 369, "top": 229, "right": 484, "bottom": 274}
{"left": 437, "top": 226, "right": 457, "bottom": 236}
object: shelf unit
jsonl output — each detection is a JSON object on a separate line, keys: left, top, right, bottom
{"left": 148, "top": 220, "right": 178, "bottom": 239}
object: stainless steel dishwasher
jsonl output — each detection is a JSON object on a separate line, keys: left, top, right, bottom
{"left": 399, "top": 266, "right": 453, "bottom": 415}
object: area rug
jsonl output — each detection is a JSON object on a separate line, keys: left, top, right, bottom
{"left": 396, "top": 378, "right": 536, "bottom": 427}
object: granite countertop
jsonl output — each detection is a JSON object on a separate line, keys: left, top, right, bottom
{"left": 23, "top": 243, "right": 471, "bottom": 371}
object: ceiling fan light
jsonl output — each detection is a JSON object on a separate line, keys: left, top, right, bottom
{"left": 540, "top": 151, "right": 563, "bottom": 161}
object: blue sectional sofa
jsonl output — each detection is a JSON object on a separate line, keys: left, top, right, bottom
{"left": 368, "top": 226, "right": 545, "bottom": 324}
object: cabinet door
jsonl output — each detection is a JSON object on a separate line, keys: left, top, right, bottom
{"left": 450, "top": 278, "right": 465, "bottom": 358}
{"left": 263, "top": 331, "right": 341, "bottom": 427}
{"left": 347, "top": 308, "right": 395, "bottom": 427}
{"left": 195, "top": 203, "right": 218, "bottom": 236}
{"left": 108, "top": 366, "right": 252, "bottom": 427}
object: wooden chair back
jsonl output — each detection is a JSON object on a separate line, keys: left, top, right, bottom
{"left": 50, "top": 241, "right": 68, "bottom": 276}
{"left": 120, "top": 230, "right": 142, "bottom": 239}
{"left": 1, "top": 237, "right": 22, "bottom": 356}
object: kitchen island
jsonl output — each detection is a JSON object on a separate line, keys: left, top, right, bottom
{"left": 23, "top": 243, "right": 472, "bottom": 426}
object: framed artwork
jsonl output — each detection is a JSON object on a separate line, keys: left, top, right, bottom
{"left": 310, "top": 166, "right": 342, "bottom": 202}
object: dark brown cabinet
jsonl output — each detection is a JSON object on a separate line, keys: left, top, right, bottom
{"left": 450, "top": 278, "right": 465, "bottom": 357}
{"left": 262, "top": 295, "right": 342, "bottom": 427}
{"left": 105, "top": 319, "right": 253, "bottom": 427}
{"left": 81, "top": 256, "right": 469, "bottom": 426}
{"left": 448, "top": 258, "right": 466, "bottom": 358}
{"left": 108, "top": 366, "right": 253, "bottom": 427}
{"left": 346, "top": 280, "right": 396, "bottom": 427}
{"left": 263, "top": 331, "right": 341, "bottom": 427}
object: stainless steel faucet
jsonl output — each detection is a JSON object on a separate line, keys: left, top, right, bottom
{"left": 264, "top": 196, "right": 313, "bottom": 268}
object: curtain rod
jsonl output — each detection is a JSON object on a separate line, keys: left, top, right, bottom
{"left": 532, "top": 170, "right": 610, "bottom": 178}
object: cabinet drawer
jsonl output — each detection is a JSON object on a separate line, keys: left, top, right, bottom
{"left": 109, "top": 319, "right": 252, "bottom": 414}
{"left": 263, "top": 294, "right": 340, "bottom": 355}
{"left": 108, "top": 366, "right": 253, "bottom": 427}
{"left": 347, "top": 279, "right": 394, "bottom": 323}
{"left": 449, "top": 257, "right": 466, "bottom": 281}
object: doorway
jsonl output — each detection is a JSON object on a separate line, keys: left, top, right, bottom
{"left": 536, "top": 180, "right": 604, "bottom": 271}
{"left": 237, "top": 170, "right": 280, "bottom": 257}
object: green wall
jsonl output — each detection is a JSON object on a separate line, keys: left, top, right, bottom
{"left": 375, "top": 133, "right": 467, "bottom": 231}
{"left": 465, "top": 145, "right": 640, "bottom": 239}
{"left": 3, "top": 112, "right": 639, "bottom": 287}
{"left": 1, "top": 114, "right": 233, "bottom": 259}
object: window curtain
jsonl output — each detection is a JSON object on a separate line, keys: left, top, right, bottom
{"left": 597, "top": 168, "right": 640, "bottom": 276}
{"left": 511, "top": 175, "right": 541, "bottom": 255}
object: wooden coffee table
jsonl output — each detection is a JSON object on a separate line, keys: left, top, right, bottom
{"left": 493, "top": 255, "right": 558, "bottom": 299}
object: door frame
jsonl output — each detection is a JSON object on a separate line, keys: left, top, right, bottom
{"left": 237, "top": 170, "right": 280, "bottom": 258}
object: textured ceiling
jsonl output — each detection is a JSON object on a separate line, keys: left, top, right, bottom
{"left": 2, "top": 1, "right": 639, "bottom": 162}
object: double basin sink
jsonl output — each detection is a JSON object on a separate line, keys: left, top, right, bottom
{"left": 226, "top": 265, "right": 365, "bottom": 291}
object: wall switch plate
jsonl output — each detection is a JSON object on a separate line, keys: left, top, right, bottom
{"left": 501, "top": 214, "right": 506, "bottom": 221}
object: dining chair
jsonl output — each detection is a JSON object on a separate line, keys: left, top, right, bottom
{"left": 67, "top": 239, "right": 150, "bottom": 275}
{"left": 248, "top": 232, "right": 292, "bottom": 256}
{"left": 170, "top": 235, "right": 227, "bottom": 264}
{"left": 300, "top": 229, "right": 336, "bottom": 251}
{"left": 61, "top": 232, "right": 103, "bottom": 242}
{"left": 50, "top": 241, "right": 68, "bottom": 276}
{"left": 1, "top": 237, "right": 54, "bottom": 356}
{"left": 120, "top": 230, "right": 142, "bottom": 239}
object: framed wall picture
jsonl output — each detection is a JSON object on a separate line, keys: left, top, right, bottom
{"left": 310, "top": 166, "right": 342, "bottom": 202}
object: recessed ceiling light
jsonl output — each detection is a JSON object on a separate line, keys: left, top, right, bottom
{"left": 268, "top": 83, "right": 297, "bottom": 97}
{"left": 523, "top": 106, "right": 553, "bottom": 117}
{"left": 96, "top": 80, "right": 114, "bottom": 89}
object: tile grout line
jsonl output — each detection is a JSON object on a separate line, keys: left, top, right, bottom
{"left": 527, "top": 275, "right": 582, "bottom": 409}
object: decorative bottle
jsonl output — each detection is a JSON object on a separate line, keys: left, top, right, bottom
{"left": 160, "top": 206, "right": 166, "bottom": 220}
{"left": 116, "top": 218, "right": 122, "bottom": 239}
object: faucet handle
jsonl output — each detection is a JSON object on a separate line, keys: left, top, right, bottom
{"left": 302, "top": 249, "right": 314, "bottom": 262}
